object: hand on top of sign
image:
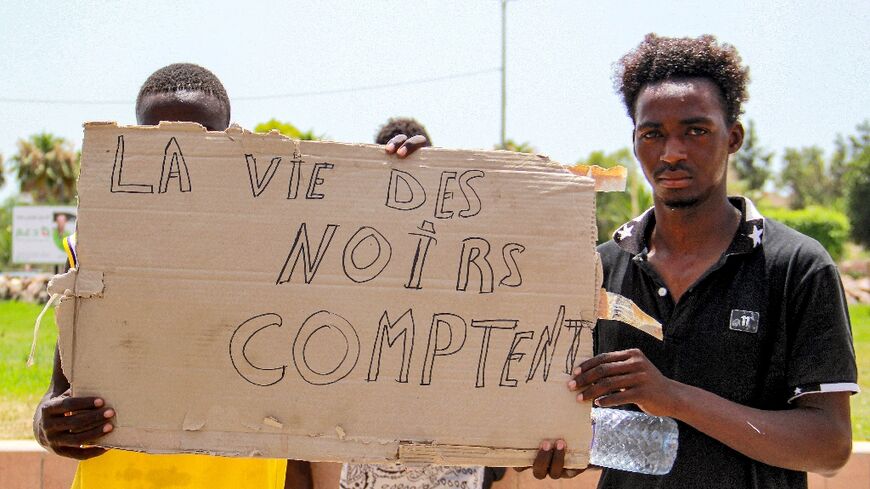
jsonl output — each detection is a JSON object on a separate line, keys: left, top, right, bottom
{"left": 384, "top": 134, "right": 429, "bottom": 158}
{"left": 569, "top": 348, "right": 675, "bottom": 417}
{"left": 34, "top": 388, "right": 114, "bottom": 460}
{"left": 514, "top": 439, "right": 585, "bottom": 479}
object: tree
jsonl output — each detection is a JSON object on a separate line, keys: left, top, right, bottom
{"left": 579, "top": 148, "right": 652, "bottom": 244}
{"left": 830, "top": 136, "right": 852, "bottom": 201}
{"left": 9, "top": 133, "right": 79, "bottom": 204}
{"left": 844, "top": 120, "right": 870, "bottom": 247}
{"left": 779, "top": 146, "right": 834, "bottom": 210}
{"left": 0, "top": 154, "right": 5, "bottom": 189}
{"left": 494, "top": 139, "right": 536, "bottom": 153}
{"left": 731, "top": 120, "right": 772, "bottom": 193}
{"left": 254, "top": 119, "right": 321, "bottom": 140}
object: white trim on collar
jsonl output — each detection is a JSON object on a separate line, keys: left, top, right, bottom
{"left": 742, "top": 196, "right": 765, "bottom": 222}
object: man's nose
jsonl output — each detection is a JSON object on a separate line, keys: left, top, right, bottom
{"left": 661, "top": 136, "right": 687, "bottom": 164}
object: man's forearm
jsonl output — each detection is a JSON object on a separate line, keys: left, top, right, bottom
{"left": 575, "top": 349, "right": 853, "bottom": 476}
{"left": 668, "top": 382, "right": 852, "bottom": 475}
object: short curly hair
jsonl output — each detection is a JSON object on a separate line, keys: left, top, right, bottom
{"left": 375, "top": 117, "right": 432, "bottom": 146}
{"left": 136, "top": 63, "right": 230, "bottom": 116}
{"left": 614, "top": 34, "right": 750, "bottom": 125}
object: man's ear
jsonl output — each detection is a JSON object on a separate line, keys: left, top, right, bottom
{"left": 728, "top": 121, "right": 745, "bottom": 154}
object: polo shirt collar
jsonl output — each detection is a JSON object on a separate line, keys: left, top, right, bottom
{"left": 612, "top": 196, "right": 766, "bottom": 256}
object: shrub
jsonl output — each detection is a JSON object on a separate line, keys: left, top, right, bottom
{"left": 763, "top": 206, "right": 850, "bottom": 261}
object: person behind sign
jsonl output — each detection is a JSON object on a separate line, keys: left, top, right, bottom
{"left": 34, "top": 63, "right": 430, "bottom": 489}
{"left": 529, "top": 34, "right": 858, "bottom": 488}
{"left": 34, "top": 62, "right": 291, "bottom": 489}
{"left": 375, "top": 117, "right": 431, "bottom": 151}
{"left": 321, "top": 117, "right": 506, "bottom": 489}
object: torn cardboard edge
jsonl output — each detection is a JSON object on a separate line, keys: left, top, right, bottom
{"left": 47, "top": 268, "right": 104, "bottom": 298}
{"left": 88, "top": 431, "right": 589, "bottom": 468}
{"left": 598, "top": 290, "right": 663, "bottom": 340}
{"left": 167, "top": 412, "right": 573, "bottom": 466}
{"left": 568, "top": 164, "right": 628, "bottom": 192}
{"left": 83, "top": 121, "right": 626, "bottom": 193}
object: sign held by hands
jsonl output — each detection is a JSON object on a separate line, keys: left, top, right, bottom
{"left": 55, "top": 122, "right": 603, "bottom": 467}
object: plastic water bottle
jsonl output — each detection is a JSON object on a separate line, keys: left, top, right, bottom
{"left": 589, "top": 407, "right": 679, "bottom": 475}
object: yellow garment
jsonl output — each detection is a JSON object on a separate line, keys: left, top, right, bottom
{"left": 71, "top": 449, "right": 286, "bottom": 489}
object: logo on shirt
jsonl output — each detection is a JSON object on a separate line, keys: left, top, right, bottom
{"left": 729, "top": 309, "right": 760, "bottom": 333}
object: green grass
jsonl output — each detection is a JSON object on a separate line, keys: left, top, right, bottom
{"left": 0, "top": 300, "right": 56, "bottom": 439}
{"left": 851, "top": 304, "right": 870, "bottom": 440}
{"left": 1, "top": 301, "right": 869, "bottom": 440}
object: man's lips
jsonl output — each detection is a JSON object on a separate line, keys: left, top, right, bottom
{"left": 656, "top": 171, "right": 692, "bottom": 189}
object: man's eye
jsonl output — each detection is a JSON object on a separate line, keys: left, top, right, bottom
{"left": 688, "top": 127, "right": 708, "bottom": 136}
{"left": 640, "top": 131, "right": 661, "bottom": 140}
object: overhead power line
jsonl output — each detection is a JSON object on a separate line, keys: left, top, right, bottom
{"left": 500, "top": 0, "right": 508, "bottom": 148}
{"left": 236, "top": 67, "right": 501, "bottom": 100}
{"left": 0, "top": 67, "right": 502, "bottom": 106}
{"left": 0, "top": 97, "right": 129, "bottom": 106}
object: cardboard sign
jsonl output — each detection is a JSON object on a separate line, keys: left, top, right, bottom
{"left": 53, "top": 122, "right": 601, "bottom": 468}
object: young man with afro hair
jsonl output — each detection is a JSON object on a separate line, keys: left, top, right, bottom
{"left": 33, "top": 62, "right": 308, "bottom": 489}
{"left": 375, "top": 117, "right": 432, "bottom": 151}
{"left": 531, "top": 34, "right": 857, "bottom": 489}
{"left": 332, "top": 117, "right": 505, "bottom": 489}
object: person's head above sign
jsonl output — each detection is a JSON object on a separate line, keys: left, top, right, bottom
{"left": 376, "top": 117, "right": 431, "bottom": 158}
{"left": 135, "top": 63, "right": 231, "bottom": 132}
{"left": 613, "top": 33, "right": 749, "bottom": 210}
{"left": 375, "top": 117, "right": 432, "bottom": 147}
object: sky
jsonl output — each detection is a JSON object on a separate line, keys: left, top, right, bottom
{"left": 0, "top": 1, "right": 868, "bottom": 199}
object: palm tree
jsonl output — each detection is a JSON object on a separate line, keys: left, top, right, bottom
{"left": 9, "top": 133, "right": 79, "bottom": 204}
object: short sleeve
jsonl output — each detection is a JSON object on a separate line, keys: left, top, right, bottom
{"left": 786, "top": 264, "right": 859, "bottom": 402}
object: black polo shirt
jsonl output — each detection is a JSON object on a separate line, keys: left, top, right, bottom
{"left": 594, "top": 197, "right": 858, "bottom": 489}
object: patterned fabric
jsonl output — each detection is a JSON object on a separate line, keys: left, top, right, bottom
{"left": 340, "top": 464, "right": 484, "bottom": 489}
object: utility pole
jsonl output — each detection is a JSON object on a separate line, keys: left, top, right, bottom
{"left": 500, "top": 0, "right": 507, "bottom": 149}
